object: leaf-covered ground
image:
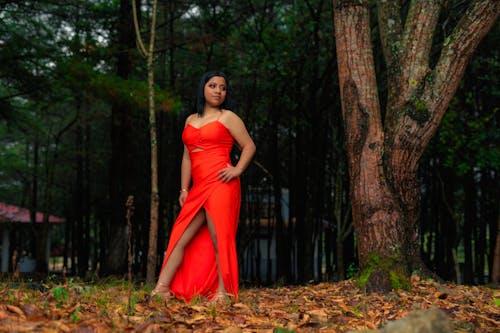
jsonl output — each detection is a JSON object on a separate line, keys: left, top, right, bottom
{"left": 0, "top": 275, "right": 498, "bottom": 332}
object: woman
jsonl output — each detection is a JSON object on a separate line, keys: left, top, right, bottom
{"left": 151, "top": 70, "right": 256, "bottom": 303}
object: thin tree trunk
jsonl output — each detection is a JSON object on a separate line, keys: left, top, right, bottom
{"left": 266, "top": 190, "right": 272, "bottom": 283}
{"left": 491, "top": 210, "right": 500, "bottom": 283}
{"left": 485, "top": 152, "right": 499, "bottom": 283}
{"left": 463, "top": 173, "right": 475, "bottom": 283}
{"left": 476, "top": 206, "right": 486, "bottom": 285}
{"left": 76, "top": 117, "right": 85, "bottom": 276}
{"left": 84, "top": 119, "right": 91, "bottom": 274}
{"left": 29, "top": 133, "right": 39, "bottom": 261}
{"left": 132, "top": 0, "right": 160, "bottom": 283}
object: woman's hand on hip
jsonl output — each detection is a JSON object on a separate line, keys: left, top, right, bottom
{"left": 218, "top": 163, "right": 241, "bottom": 183}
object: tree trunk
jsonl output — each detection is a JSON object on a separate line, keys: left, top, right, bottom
{"left": 148, "top": 0, "right": 160, "bottom": 283}
{"left": 334, "top": 0, "right": 408, "bottom": 293}
{"left": 463, "top": 173, "right": 475, "bottom": 284}
{"left": 84, "top": 119, "right": 91, "bottom": 274}
{"left": 333, "top": 0, "right": 499, "bottom": 292}
{"left": 76, "top": 117, "right": 85, "bottom": 276}
{"left": 131, "top": 0, "right": 160, "bottom": 283}
{"left": 482, "top": 169, "right": 498, "bottom": 283}
{"left": 29, "top": 134, "right": 39, "bottom": 263}
{"left": 491, "top": 210, "right": 500, "bottom": 283}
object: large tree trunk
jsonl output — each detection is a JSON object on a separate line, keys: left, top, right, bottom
{"left": 333, "top": 0, "right": 499, "bottom": 292}
{"left": 334, "top": 0, "right": 407, "bottom": 293}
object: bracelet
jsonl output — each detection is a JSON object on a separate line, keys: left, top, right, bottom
{"left": 180, "top": 188, "right": 188, "bottom": 193}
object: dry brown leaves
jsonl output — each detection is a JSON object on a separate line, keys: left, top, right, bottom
{"left": 0, "top": 275, "right": 498, "bottom": 332}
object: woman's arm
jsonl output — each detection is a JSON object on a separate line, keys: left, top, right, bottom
{"left": 180, "top": 145, "right": 192, "bottom": 190}
{"left": 179, "top": 117, "right": 194, "bottom": 205}
{"left": 219, "top": 111, "right": 256, "bottom": 182}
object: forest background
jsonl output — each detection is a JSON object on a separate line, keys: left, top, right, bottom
{"left": 0, "top": 0, "right": 498, "bottom": 291}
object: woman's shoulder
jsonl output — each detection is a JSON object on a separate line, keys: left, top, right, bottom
{"left": 185, "top": 113, "right": 198, "bottom": 124}
{"left": 220, "top": 109, "right": 246, "bottom": 130}
{"left": 220, "top": 109, "right": 242, "bottom": 122}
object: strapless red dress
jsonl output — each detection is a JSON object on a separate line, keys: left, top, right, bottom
{"left": 160, "top": 119, "right": 241, "bottom": 301}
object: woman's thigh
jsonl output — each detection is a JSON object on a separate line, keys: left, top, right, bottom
{"left": 175, "top": 209, "right": 206, "bottom": 249}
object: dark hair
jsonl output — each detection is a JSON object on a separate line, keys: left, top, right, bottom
{"left": 195, "top": 70, "right": 231, "bottom": 116}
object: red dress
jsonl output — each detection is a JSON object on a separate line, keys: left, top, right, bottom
{"left": 160, "top": 119, "right": 241, "bottom": 301}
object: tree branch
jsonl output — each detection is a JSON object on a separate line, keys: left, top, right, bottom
{"left": 399, "top": 0, "right": 441, "bottom": 99}
{"left": 132, "top": 0, "right": 148, "bottom": 58}
{"left": 377, "top": 0, "right": 402, "bottom": 70}
{"left": 425, "top": 0, "right": 499, "bottom": 126}
{"left": 389, "top": 0, "right": 498, "bottom": 177}
{"left": 384, "top": 1, "right": 441, "bottom": 160}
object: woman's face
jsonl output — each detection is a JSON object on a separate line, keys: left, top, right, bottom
{"left": 204, "top": 76, "right": 227, "bottom": 108}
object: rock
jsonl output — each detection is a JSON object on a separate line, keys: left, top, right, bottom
{"left": 350, "top": 307, "right": 454, "bottom": 333}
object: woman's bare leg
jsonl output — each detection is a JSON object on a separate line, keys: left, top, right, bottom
{"left": 205, "top": 212, "right": 227, "bottom": 299}
{"left": 153, "top": 209, "right": 206, "bottom": 294}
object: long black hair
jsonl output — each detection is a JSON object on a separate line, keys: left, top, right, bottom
{"left": 195, "top": 70, "right": 231, "bottom": 116}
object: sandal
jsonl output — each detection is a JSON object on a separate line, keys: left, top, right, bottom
{"left": 209, "top": 291, "right": 229, "bottom": 304}
{"left": 147, "top": 282, "right": 172, "bottom": 303}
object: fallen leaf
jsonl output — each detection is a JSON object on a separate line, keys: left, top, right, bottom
{"left": 307, "top": 308, "right": 329, "bottom": 322}
{"left": 6, "top": 304, "right": 25, "bottom": 318}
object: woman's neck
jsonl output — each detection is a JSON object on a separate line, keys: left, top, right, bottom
{"left": 203, "top": 107, "right": 221, "bottom": 117}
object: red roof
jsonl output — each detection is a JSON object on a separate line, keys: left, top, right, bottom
{"left": 0, "top": 202, "right": 65, "bottom": 223}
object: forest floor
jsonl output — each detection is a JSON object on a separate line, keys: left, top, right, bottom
{"left": 0, "top": 275, "right": 498, "bottom": 332}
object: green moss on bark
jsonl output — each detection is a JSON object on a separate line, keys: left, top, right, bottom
{"left": 404, "top": 97, "right": 430, "bottom": 126}
{"left": 356, "top": 253, "right": 411, "bottom": 292}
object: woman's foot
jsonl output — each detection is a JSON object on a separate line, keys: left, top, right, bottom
{"left": 209, "top": 291, "right": 229, "bottom": 304}
{"left": 147, "top": 282, "right": 172, "bottom": 303}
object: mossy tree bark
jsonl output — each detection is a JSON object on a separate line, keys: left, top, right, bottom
{"left": 333, "top": 0, "right": 499, "bottom": 293}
